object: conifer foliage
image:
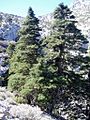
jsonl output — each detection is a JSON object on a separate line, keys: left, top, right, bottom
{"left": 7, "top": 4, "right": 90, "bottom": 118}
{"left": 42, "top": 3, "right": 88, "bottom": 86}
{"left": 8, "top": 7, "right": 41, "bottom": 95}
{"left": 40, "top": 3, "right": 89, "bottom": 114}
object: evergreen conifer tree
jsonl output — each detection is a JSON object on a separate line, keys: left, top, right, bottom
{"left": 42, "top": 3, "right": 88, "bottom": 86}
{"left": 39, "top": 3, "right": 89, "bottom": 114}
{"left": 8, "top": 7, "right": 41, "bottom": 97}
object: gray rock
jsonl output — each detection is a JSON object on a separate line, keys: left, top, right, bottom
{"left": 72, "top": 0, "right": 90, "bottom": 47}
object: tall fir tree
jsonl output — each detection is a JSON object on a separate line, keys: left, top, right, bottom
{"left": 42, "top": 3, "right": 88, "bottom": 86}
{"left": 8, "top": 7, "right": 41, "bottom": 96}
{"left": 7, "top": 4, "right": 90, "bottom": 118}
{"left": 39, "top": 3, "right": 89, "bottom": 114}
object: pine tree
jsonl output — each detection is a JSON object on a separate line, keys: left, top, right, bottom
{"left": 8, "top": 7, "right": 41, "bottom": 95}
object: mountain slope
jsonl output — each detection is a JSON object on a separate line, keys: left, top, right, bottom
{"left": 0, "top": 1, "right": 90, "bottom": 41}
{"left": 0, "top": 12, "right": 23, "bottom": 41}
{"left": 0, "top": 12, "right": 54, "bottom": 40}
{"left": 72, "top": 0, "right": 90, "bottom": 40}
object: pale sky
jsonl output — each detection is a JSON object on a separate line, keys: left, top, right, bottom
{"left": 0, "top": 0, "right": 74, "bottom": 17}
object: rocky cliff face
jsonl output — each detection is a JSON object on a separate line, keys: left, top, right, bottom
{"left": 0, "top": 12, "right": 23, "bottom": 76}
{"left": 0, "top": 12, "right": 23, "bottom": 41}
{"left": 0, "top": 12, "right": 54, "bottom": 40}
{"left": 72, "top": 0, "right": 90, "bottom": 44}
{"left": 39, "top": 13, "right": 54, "bottom": 37}
{"left": 0, "top": 12, "right": 53, "bottom": 41}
